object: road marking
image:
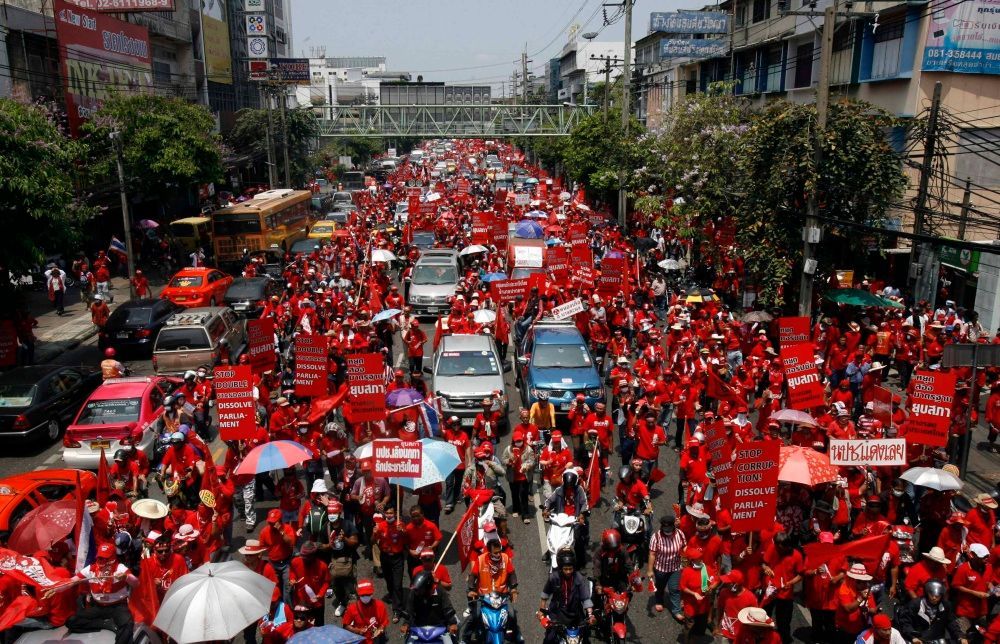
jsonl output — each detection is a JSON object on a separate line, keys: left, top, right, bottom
{"left": 395, "top": 352, "right": 405, "bottom": 368}
{"left": 212, "top": 446, "right": 224, "bottom": 464}
{"left": 44, "top": 454, "right": 60, "bottom": 465}
{"left": 534, "top": 490, "right": 547, "bottom": 553}
{"left": 34, "top": 465, "right": 46, "bottom": 471}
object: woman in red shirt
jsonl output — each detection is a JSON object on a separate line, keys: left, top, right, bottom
{"left": 680, "top": 546, "right": 717, "bottom": 638}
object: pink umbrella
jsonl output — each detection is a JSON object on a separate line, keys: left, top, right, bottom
{"left": 769, "top": 409, "right": 819, "bottom": 427}
{"left": 8, "top": 498, "right": 78, "bottom": 554}
{"left": 778, "top": 445, "right": 840, "bottom": 487}
{"left": 234, "top": 440, "right": 314, "bottom": 476}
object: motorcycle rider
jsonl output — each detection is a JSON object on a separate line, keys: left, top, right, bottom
{"left": 100, "top": 348, "right": 125, "bottom": 380}
{"left": 895, "top": 580, "right": 968, "bottom": 644}
{"left": 593, "top": 530, "right": 631, "bottom": 595}
{"left": 465, "top": 534, "right": 524, "bottom": 644}
{"left": 538, "top": 550, "right": 595, "bottom": 644}
{"left": 401, "top": 570, "right": 459, "bottom": 640}
{"left": 613, "top": 465, "right": 653, "bottom": 559}
{"left": 543, "top": 470, "right": 590, "bottom": 567}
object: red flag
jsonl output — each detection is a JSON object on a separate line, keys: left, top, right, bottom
{"left": 586, "top": 446, "right": 601, "bottom": 510}
{"left": 0, "top": 596, "right": 37, "bottom": 631}
{"left": 706, "top": 369, "right": 740, "bottom": 405}
{"left": 648, "top": 467, "right": 667, "bottom": 485}
{"left": 494, "top": 308, "right": 509, "bottom": 344}
{"left": 129, "top": 563, "right": 160, "bottom": 624}
{"left": 803, "top": 534, "right": 890, "bottom": 570}
{"left": 307, "top": 388, "right": 348, "bottom": 424}
{"left": 433, "top": 318, "right": 444, "bottom": 352}
{"left": 457, "top": 489, "right": 493, "bottom": 571}
{"left": 96, "top": 448, "right": 111, "bottom": 504}
{"left": 200, "top": 444, "right": 219, "bottom": 499}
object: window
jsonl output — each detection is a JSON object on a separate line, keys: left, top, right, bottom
{"left": 36, "top": 484, "right": 75, "bottom": 502}
{"left": 752, "top": 0, "right": 770, "bottom": 23}
{"left": 830, "top": 24, "right": 853, "bottom": 85}
{"left": 764, "top": 45, "right": 783, "bottom": 92}
{"left": 735, "top": 2, "right": 747, "bottom": 26}
{"left": 152, "top": 61, "right": 171, "bottom": 85}
{"left": 870, "top": 16, "right": 904, "bottom": 79}
{"left": 794, "top": 42, "right": 813, "bottom": 88}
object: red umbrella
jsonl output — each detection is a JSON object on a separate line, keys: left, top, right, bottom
{"left": 778, "top": 445, "right": 840, "bottom": 487}
{"left": 8, "top": 498, "right": 78, "bottom": 554}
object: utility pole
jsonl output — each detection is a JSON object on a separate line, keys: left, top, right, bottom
{"left": 261, "top": 87, "right": 277, "bottom": 187}
{"left": 958, "top": 177, "right": 972, "bottom": 240}
{"left": 522, "top": 48, "right": 529, "bottom": 104}
{"left": 278, "top": 89, "right": 293, "bottom": 187}
{"left": 618, "top": 0, "right": 633, "bottom": 231}
{"left": 603, "top": 59, "right": 611, "bottom": 118}
{"left": 110, "top": 132, "right": 136, "bottom": 298}
{"left": 910, "top": 81, "right": 943, "bottom": 305}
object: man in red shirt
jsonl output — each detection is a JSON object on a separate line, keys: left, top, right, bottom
{"left": 761, "top": 533, "right": 804, "bottom": 643}
{"left": 259, "top": 508, "right": 295, "bottom": 602}
{"left": 953, "top": 542, "right": 993, "bottom": 633}
{"left": 635, "top": 408, "right": 666, "bottom": 471}
{"left": 716, "top": 570, "right": 758, "bottom": 641}
{"left": 289, "top": 541, "right": 329, "bottom": 625}
{"left": 442, "top": 416, "right": 471, "bottom": 514}
{"left": 133, "top": 536, "right": 189, "bottom": 625}
{"left": 538, "top": 431, "right": 574, "bottom": 499}
{"left": 341, "top": 578, "right": 389, "bottom": 643}
{"left": 372, "top": 506, "right": 407, "bottom": 621}
{"left": 276, "top": 467, "right": 305, "bottom": 528}
{"left": 404, "top": 505, "right": 442, "bottom": 577}
{"left": 472, "top": 396, "right": 502, "bottom": 445}
{"left": 402, "top": 319, "right": 427, "bottom": 375}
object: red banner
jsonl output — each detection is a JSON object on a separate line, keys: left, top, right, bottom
{"left": 490, "top": 216, "right": 509, "bottom": 248}
{"left": 570, "top": 265, "right": 596, "bottom": 289}
{"left": 781, "top": 344, "right": 825, "bottom": 410}
{"left": 704, "top": 423, "right": 734, "bottom": 508}
{"left": 54, "top": 0, "right": 153, "bottom": 135}
{"left": 907, "top": 369, "right": 956, "bottom": 448}
{"left": 597, "top": 256, "right": 627, "bottom": 298}
{"left": 489, "top": 278, "right": 531, "bottom": 304}
{"left": 569, "top": 225, "right": 590, "bottom": 268}
{"left": 372, "top": 439, "right": 422, "bottom": 478}
{"left": 729, "top": 439, "right": 780, "bottom": 533}
{"left": 246, "top": 318, "right": 275, "bottom": 374}
{"left": 471, "top": 212, "right": 492, "bottom": 246}
{"left": 408, "top": 194, "right": 420, "bottom": 215}
{"left": 214, "top": 366, "right": 257, "bottom": 441}
{"left": 777, "top": 316, "right": 811, "bottom": 347}
{"left": 419, "top": 201, "right": 436, "bottom": 215}
{"left": 0, "top": 320, "right": 17, "bottom": 368}
{"left": 346, "top": 352, "right": 386, "bottom": 422}
{"left": 294, "top": 335, "right": 328, "bottom": 398}
{"left": 545, "top": 246, "right": 569, "bottom": 282}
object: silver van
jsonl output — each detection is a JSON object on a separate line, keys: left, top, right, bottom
{"left": 407, "top": 250, "right": 459, "bottom": 316}
{"left": 429, "top": 333, "right": 510, "bottom": 430}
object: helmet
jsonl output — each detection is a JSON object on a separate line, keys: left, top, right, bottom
{"left": 601, "top": 529, "right": 621, "bottom": 550}
{"left": 410, "top": 570, "right": 435, "bottom": 595}
{"left": 562, "top": 470, "right": 578, "bottom": 488}
{"left": 556, "top": 550, "right": 576, "bottom": 569}
{"left": 619, "top": 465, "right": 632, "bottom": 483}
{"left": 113, "top": 449, "right": 128, "bottom": 462}
{"left": 104, "top": 348, "right": 116, "bottom": 358}
{"left": 924, "top": 580, "right": 945, "bottom": 600}
{"left": 114, "top": 532, "right": 132, "bottom": 555}
{"left": 184, "top": 370, "right": 197, "bottom": 380}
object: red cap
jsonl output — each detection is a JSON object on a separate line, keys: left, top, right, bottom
{"left": 357, "top": 579, "right": 375, "bottom": 596}
{"left": 721, "top": 570, "right": 744, "bottom": 585}
{"left": 96, "top": 542, "right": 116, "bottom": 559}
{"left": 685, "top": 545, "right": 704, "bottom": 560}
{"left": 267, "top": 509, "right": 282, "bottom": 523}
{"left": 872, "top": 614, "right": 892, "bottom": 630}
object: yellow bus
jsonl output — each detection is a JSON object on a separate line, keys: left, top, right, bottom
{"left": 210, "top": 189, "right": 314, "bottom": 267}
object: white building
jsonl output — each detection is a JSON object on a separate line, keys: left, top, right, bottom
{"left": 558, "top": 39, "right": 625, "bottom": 104}
{"left": 294, "top": 55, "right": 412, "bottom": 107}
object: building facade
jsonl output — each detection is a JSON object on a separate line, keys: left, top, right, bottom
{"left": 557, "top": 38, "right": 625, "bottom": 104}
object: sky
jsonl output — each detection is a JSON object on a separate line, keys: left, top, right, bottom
{"left": 290, "top": 0, "right": 690, "bottom": 92}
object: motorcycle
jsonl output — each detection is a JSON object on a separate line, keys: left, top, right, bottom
{"left": 406, "top": 625, "right": 454, "bottom": 644}
{"left": 545, "top": 512, "right": 578, "bottom": 569}
{"left": 613, "top": 503, "right": 649, "bottom": 570}
{"left": 460, "top": 593, "right": 522, "bottom": 644}
{"left": 598, "top": 587, "right": 632, "bottom": 644}
{"left": 537, "top": 613, "right": 586, "bottom": 644}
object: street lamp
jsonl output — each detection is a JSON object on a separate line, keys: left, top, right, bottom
{"left": 581, "top": 32, "right": 598, "bottom": 107}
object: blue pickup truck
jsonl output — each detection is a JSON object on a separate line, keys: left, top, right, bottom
{"left": 515, "top": 319, "right": 604, "bottom": 413}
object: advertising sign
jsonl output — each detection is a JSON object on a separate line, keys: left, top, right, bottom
{"left": 246, "top": 318, "right": 276, "bottom": 374}
{"left": 293, "top": 335, "right": 328, "bottom": 398}
{"left": 922, "top": 0, "right": 1000, "bottom": 74}
{"left": 471, "top": 212, "right": 492, "bottom": 245}
{"left": 372, "top": 439, "right": 422, "bottom": 477}
{"left": 489, "top": 278, "right": 531, "bottom": 304}
{"left": 214, "top": 366, "right": 256, "bottom": 441}
{"left": 940, "top": 244, "right": 981, "bottom": 273}
{"left": 269, "top": 58, "right": 310, "bottom": 84}
{"left": 649, "top": 10, "right": 730, "bottom": 33}
{"left": 660, "top": 39, "right": 729, "bottom": 59}
{"left": 0, "top": 320, "right": 17, "bottom": 368}
{"left": 907, "top": 369, "right": 956, "bottom": 447}
{"left": 54, "top": 0, "right": 152, "bottom": 135}
{"left": 778, "top": 316, "right": 811, "bottom": 347}
{"left": 552, "top": 298, "right": 585, "bottom": 321}
{"left": 201, "top": 0, "right": 232, "bottom": 84}
{"left": 780, "top": 344, "right": 825, "bottom": 410}
{"left": 346, "top": 353, "right": 386, "bottom": 422}
{"left": 829, "top": 439, "right": 907, "bottom": 466}
{"left": 247, "top": 36, "right": 268, "bottom": 58}
{"left": 244, "top": 0, "right": 263, "bottom": 9}
{"left": 729, "top": 440, "right": 780, "bottom": 533}
{"left": 245, "top": 13, "right": 266, "bottom": 35}
{"left": 66, "top": 0, "right": 174, "bottom": 11}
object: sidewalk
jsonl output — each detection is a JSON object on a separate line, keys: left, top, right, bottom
{"left": 28, "top": 277, "right": 133, "bottom": 364}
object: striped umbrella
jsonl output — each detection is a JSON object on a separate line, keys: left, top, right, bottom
{"left": 234, "top": 440, "right": 313, "bottom": 476}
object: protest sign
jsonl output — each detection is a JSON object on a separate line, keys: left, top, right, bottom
{"left": 570, "top": 265, "right": 596, "bottom": 288}
{"left": 294, "top": 335, "right": 328, "bottom": 398}
{"left": 214, "top": 365, "right": 256, "bottom": 441}
{"left": 597, "top": 256, "right": 627, "bottom": 298}
{"left": 552, "top": 298, "right": 585, "bottom": 321}
{"left": 777, "top": 316, "right": 811, "bottom": 347}
{"left": 546, "top": 246, "right": 569, "bottom": 281}
{"left": 246, "top": 318, "right": 276, "bottom": 374}
{"left": 346, "top": 352, "right": 386, "bottom": 422}
{"left": 372, "top": 439, "right": 422, "bottom": 477}
{"left": 471, "top": 212, "right": 492, "bottom": 245}
{"left": 489, "top": 278, "right": 531, "bottom": 304}
{"left": 828, "top": 439, "right": 907, "bottom": 466}
{"left": 408, "top": 194, "right": 420, "bottom": 214}
{"left": 780, "top": 344, "right": 825, "bottom": 410}
{"left": 419, "top": 201, "right": 436, "bottom": 215}
{"left": 906, "top": 369, "right": 956, "bottom": 447}
{"left": 704, "top": 422, "right": 734, "bottom": 508}
{"left": 512, "top": 245, "right": 543, "bottom": 268}
{"left": 0, "top": 320, "right": 16, "bottom": 368}
{"left": 569, "top": 225, "right": 591, "bottom": 268}
{"left": 490, "top": 216, "right": 509, "bottom": 247}
{"left": 729, "top": 440, "right": 780, "bottom": 533}
{"left": 514, "top": 193, "right": 530, "bottom": 206}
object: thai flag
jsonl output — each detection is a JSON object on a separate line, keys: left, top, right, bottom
{"left": 420, "top": 397, "right": 441, "bottom": 438}
{"left": 74, "top": 504, "right": 95, "bottom": 573}
{"left": 109, "top": 236, "right": 127, "bottom": 258}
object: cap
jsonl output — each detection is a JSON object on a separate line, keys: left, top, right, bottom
{"left": 96, "top": 542, "right": 116, "bottom": 559}
{"left": 267, "top": 508, "right": 282, "bottom": 523}
{"left": 818, "top": 531, "right": 835, "bottom": 544}
{"left": 721, "top": 570, "right": 744, "bottom": 585}
{"left": 299, "top": 541, "right": 318, "bottom": 556}
{"left": 357, "top": 579, "right": 375, "bottom": 596}
{"left": 969, "top": 543, "right": 990, "bottom": 558}
{"left": 311, "top": 479, "right": 328, "bottom": 494}
{"left": 684, "top": 545, "right": 703, "bottom": 560}
{"left": 872, "top": 614, "right": 892, "bottom": 630}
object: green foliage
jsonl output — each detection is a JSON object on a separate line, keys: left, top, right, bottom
{"left": 309, "top": 137, "right": 382, "bottom": 170}
{"left": 82, "top": 95, "right": 223, "bottom": 199}
{"left": 0, "top": 99, "right": 95, "bottom": 271}
{"left": 518, "top": 136, "right": 568, "bottom": 175}
{"left": 229, "top": 105, "right": 319, "bottom": 185}
{"left": 562, "top": 108, "right": 644, "bottom": 198}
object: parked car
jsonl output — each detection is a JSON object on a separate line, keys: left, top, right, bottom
{"left": 289, "top": 238, "right": 321, "bottom": 257}
{"left": 427, "top": 334, "right": 509, "bottom": 430}
{"left": 516, "top": 319, "right": 604, "bottom": 413}
{"left": 160, "top": 267, "right": 233, "bottom": 308}
{"left": 224, "top": 276, "right": 283, "bottom": 318}
{"left": 152, "top": 307, "right": 248, "bottom": 374}
{"left": 0, "top": 365, "right": 102, "bottom": 444}
{"left": 98, "top": 299, "right": 184, "bottom": 355}
{"left": 62, "top": 376, "right": 180, "bottom": 469}
{"left": 0, "top": 469, "right": 97, "bottom": 544}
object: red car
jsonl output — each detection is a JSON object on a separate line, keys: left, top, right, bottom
{"left": 0, "top": 469, "right": 97, "bottom": 544}
{"left": 62, "top": 376, "right": 180, "bottom": 470}
{"left": 160, "top": 267, "right": 233, "bottom": 308}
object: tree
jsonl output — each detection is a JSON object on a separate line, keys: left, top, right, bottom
{"left": 0, "top": 99, "right": 95, "bottom": 273}
{"left": 81, "top": 95, "right": 223, "bottom": 200}
{"left": 229, "top": 105, "right": 319, "bottom": 186}
{"left": 562, "top": 108, "right": 645, "bottom": 204}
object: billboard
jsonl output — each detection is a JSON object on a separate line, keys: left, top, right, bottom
{"left": 922, "top": 0, "right": 1000, "bottom": 75}
{"left": 660, "top": 39, "right": 729, "bottom": 59}
{"left": 54, "top": 0, "right": 152, "bottom": 135}
{"left": 201, "top": 0, "right": 232, "bottom": 84}
{"left": 650, "top": 11, "right": 730, "bottom": 34}
{"left": 66, "top": 0, "right": 174, "bottom": 10}
{"left": 269, "top": 58, "right": 311, "bottom": 84}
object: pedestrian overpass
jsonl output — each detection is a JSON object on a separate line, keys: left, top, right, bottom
{"left": 315, "top": 104, "right": 595, "bottom": 138}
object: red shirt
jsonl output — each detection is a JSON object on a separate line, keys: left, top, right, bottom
{"left": 342, "top": 598, "right": 390, "bottom": 643}
{"left": 259, "top": 522, "right": 295, "bottom": 561}
{"left": 443, "top": 429, "right": 470, "bottom": 471}
{"left": 289, "top": 555, "right": 329, "bottom": 608}
{"left": 404, "top": 519, "right": 442, "bottom": 554}
{"left": 374, "top": 519, "right": 407, "bottom": 555}
{"left": 717, "top": 587, "right": 758, "bottom": 639}
{"left": 680, "top": 565, "right": 715, "bottom": 616}
{"left": 635, "top": 420, "right": 665, "bottom": 460}
{"left": 761, "top": 545, "right": 804, "bottom": 600}
{"left": 952, "top": 561, "right": 993, "bottom": 618}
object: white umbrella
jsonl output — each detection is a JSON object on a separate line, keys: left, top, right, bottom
{"left": 899, "top": 466, "right": 963, "bottom": 491}
{"left": 370, "top": 249, "right": 396, "bottom": 263}
{"left": 153, "top": 561, "right": 276, "bottom": 644}
{"left": 355, "top": 438, "right": 461, "bottom": 490}
{"left": 473, "top": 309, "right": 497, "bottom": 324}
{"left": 658, "top": 259, "right": 680, "bottom": 271}
{"left": 459, "top": 245, "right": 489, "bottom": 256}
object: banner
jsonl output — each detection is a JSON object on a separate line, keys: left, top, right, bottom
{"left": 597, "top": 256, "right": 627, "bottom": 298}
{"left": 922, "top": 0, "right": 1000, "bottom": 74}
{"left": 65, "top": 0, "right": 175, "bottom": 11}
{"left": 372, "top": 439, "right": 422, "bottom": 477}
{"left": 546, "top": 246, "right": 569, "bottom": 281}
{"left": 907, "top": 369, "right": 956, "bottom": 448}
{"left": 704, "top": 422, "right": 734, "bottom": 508}
{"left": 201, "top": 0, "right": 233, "bottom": 85}
{"left": 873, "top": 386, "right": 893, "bottom": 428}
{"left": 54, "top": 0, "right": 153, "bottom": 134}
{"left": 829, "top": 439, "right": 907, "bottom": 466}
{"left": 268, "top": 58, "right": 310, "bottom": 84}
{"left": 729, "top": 440, "right": 780, "bottom": 533}
{"left": 777, "top": 316, "right": 811, "bottom": 347}
{"left": 0, "top": 320, "right": 16, "bottom": 368}
{"left": 781, "top": 344, "right": 825, "bottom": 410}
{"left": 246, "top": 318, "right": 275, "bottom": 374}
{"left": 214, "top": 366, "right": 256, "bottom": 441}
{"left": 346, "top": 352, "right": 386, "bottom": 422}
{"left": 471, "top": 212, "right": 492, "bottom": 245}
{"left": 0, "top": 549, "right": 66, "bottom": 587}
{"left": 489, "top": 278, "right": 530, "bottom": 304}
{"left": 490, "top": 216, "right": 509, "bottom": 248}
{"left": 293, "top": 335, "right": 328, "bottom": 398}
{"left": 552, "top": 298, "right": 585, "bottom": 321}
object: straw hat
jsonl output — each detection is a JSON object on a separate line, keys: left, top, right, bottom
{"left": 173, "top": 524, "right": 200, "bottom": 542}
{"left": 737, "top": 607, "right": 775, "bottom": 628}
{"left": 132, "top": 498, "right": 169, "bottom": 520}
{"left": 239, "top": 539, "right": 267, "bottom": 556}
{"left": 942, "top": 464, "right": 961, "bottom": 477}
{"left": 198, "top": 489, "right": 217, "bottom": 508}
{"left": 846, "top": 563, "right": 873, "bottom": 581}
{"left": 975, "top": 493, "right": 999, "bottom": 509}
{"left": 923, "top": 546, "right": 952, "bottom": 565}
